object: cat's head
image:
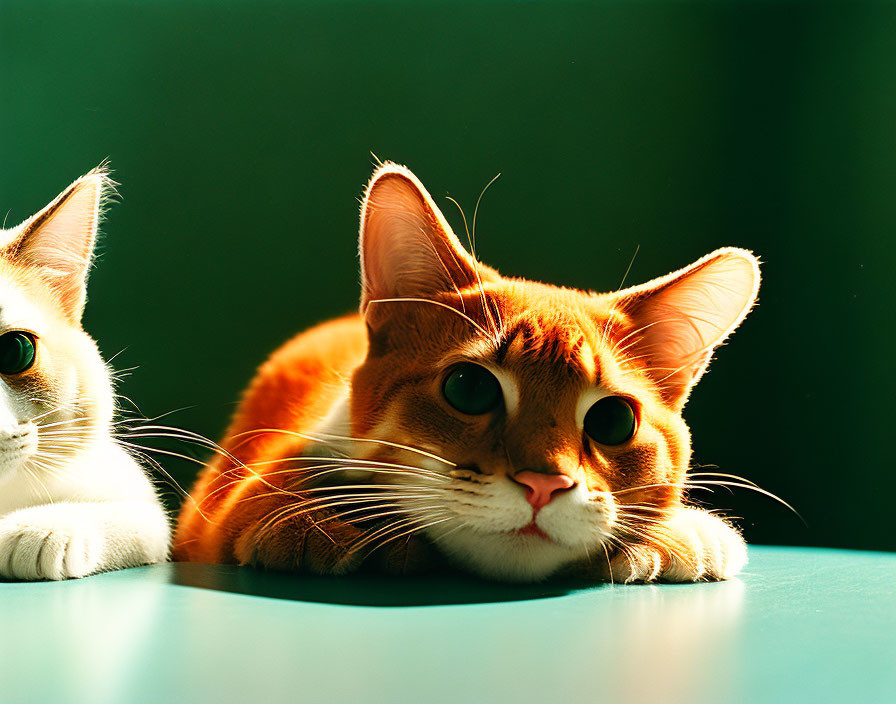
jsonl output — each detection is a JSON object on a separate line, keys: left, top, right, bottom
{"left": 0, "top": 167, "right": 114, "bottom": 490}
{"left": 349, "top": 163, "right": 759, "bottom": 581}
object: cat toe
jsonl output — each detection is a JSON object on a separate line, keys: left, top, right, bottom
{"left": 59, "top": 527, "right": 104, "bottom": 579}
{"left": 0, "top": 519, "right": 104, "bottom": 580}
{"left": 607, "top": 509, "right": 747, "bottom": 584}
{"left": 664, "top": 508, "right": 747, "bottom": 582}
{"left": 0, "top": 526, "right": 44, "bottom": 579}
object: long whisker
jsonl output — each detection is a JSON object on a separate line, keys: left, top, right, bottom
{"left": 234, "top": 427, "right": 457, "bottom": 468}
{"left": 346, "top": 513, "right": 453, "bottom": 558}
{"left": 683, "top": 480, "right": 804, "bottom": 523}
{"left": 612, "top": 479, "right": 802, "bottom": 523}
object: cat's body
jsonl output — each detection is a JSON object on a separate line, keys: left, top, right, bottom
{"left": 176, "top": 163, "right": 757, "bottom": 583}
{"left": 0, "top": 167, "right": 169, "bottom": 580}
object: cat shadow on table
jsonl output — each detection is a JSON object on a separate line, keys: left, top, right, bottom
{"left": 166, "top": 561, "right": 604, "bottom": 607}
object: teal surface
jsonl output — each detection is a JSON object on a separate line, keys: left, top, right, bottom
{"left": 1, "top": 546, "right": 893, "bottom": 704}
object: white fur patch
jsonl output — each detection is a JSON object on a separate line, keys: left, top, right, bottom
{"left": 488, "top": 366, "right": 520, "bottom": 416}
{"left": 0, "top": 171, "right": 171, "bottom": 580}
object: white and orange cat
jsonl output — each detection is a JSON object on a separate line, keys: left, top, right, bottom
{"left": 176, "top": 162, "right": 758, "bottom": 583}
{"left": 0, "top": 166, "right": 169, "bottom": 580}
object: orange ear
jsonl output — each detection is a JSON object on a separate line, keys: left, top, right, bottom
{"left": 612, "top": 248, "right": 760, "bottom": 409}
{"left": 3, "top": 164, "right": 112, "bottom": 321}
{"left": 359, "top": 163, "right": 482, "bottom": 316}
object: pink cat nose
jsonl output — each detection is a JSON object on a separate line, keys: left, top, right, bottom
{"left": 512, "top": 471, "right": 575, "bottom": 511}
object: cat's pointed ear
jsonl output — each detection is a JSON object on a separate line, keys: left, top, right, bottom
{"left": 359, "top": 163, "right": 485, "bottom": 317}
{"left": 611, "top": 248, "right": 760, "bottom": 409}
{"left": 2, "top": 164, "right": 113, "bottom": 322}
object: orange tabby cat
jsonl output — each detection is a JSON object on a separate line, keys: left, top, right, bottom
{"left": 175, "top": 163, "right": 759, "bottom": 582}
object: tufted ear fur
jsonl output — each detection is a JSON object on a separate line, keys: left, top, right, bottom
{"left": 2, "top": 164, "right": 112, "bottom": 322}
{"left": 612, "top": 248, "right": 760, "bottom": 409}
{"left": 359, "top": 163, "right": 489, "bottom": 320}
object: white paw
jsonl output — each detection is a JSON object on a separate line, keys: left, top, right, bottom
{"left": 0, "top": 508, "right": 104, "bottom": 580}
{"left": 611, "top": 507, "right": 747, "bottom": 583}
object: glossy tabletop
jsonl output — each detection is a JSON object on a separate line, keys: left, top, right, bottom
{"left": 1, "top": 546, "right": 894, "bottom": 704}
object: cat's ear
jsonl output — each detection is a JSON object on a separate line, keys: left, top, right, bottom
{"left": 359, "top": 163, "right": 484, "bottom": 317}
{"left": 2, "top": 164, "right": 112, "bottom": 322}
{"left": 611, "top": 248, "right": 760, "bottom": 409}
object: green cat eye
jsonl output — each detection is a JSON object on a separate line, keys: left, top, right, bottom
{"left": 442, "top": 363, "right": 502, "bottom": 415}
{"left": 584, "top": 396, "right": 636, "bottom": 446}
{"left": 0, "top": 332, "right": 36, "bottom": 376}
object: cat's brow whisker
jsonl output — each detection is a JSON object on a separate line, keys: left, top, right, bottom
{"left": 470, "top": 175, "right": 503, "bottom": 340}
{"left": 446, "top": 177, "right": 503, "bottom": 341}
{"left": 609, "top": 318, "right": 683, "bottom": 356}
{"left": 443, "top": 196, "right": 473, "bottom": 314}
{"left": 599, "top": 244, "right": 642, "bottom": 349}
{"left": 419, "top": 210, "right": 468, "bottom": 313}
{"left": 366, "top": 297, "right": 491, "bottom": 338}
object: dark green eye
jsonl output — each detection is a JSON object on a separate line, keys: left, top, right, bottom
{"left": 442, "top": 363, "right": 502, "bottom": 415}
{"left": 0, "top": 332, "right": 36, "bottom": 376}
{"left": 584, "top": 396, "right": 636, "bottom": 446}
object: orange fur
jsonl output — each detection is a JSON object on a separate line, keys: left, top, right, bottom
{"left": 175, "top": 163, "right": 759, "bottom": 582}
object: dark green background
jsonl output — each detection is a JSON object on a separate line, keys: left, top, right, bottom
{"left": 2, "top": 1, "right": 892, "bottom": 551}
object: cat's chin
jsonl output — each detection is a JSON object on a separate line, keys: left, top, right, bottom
{"left": 426, "top": 524, "right": 590, "bottom": 582}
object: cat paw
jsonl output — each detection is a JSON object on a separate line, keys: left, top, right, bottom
{"left": 610, "top": 507, "right": 747, "bottom": 583}
{"left": 371, "top": 534, "right": 440, "bottom": 576}
{"left": 238, "top": 510, "right": 367, "bottom": 575}
{"left": 0, "top": 509, "right": 104, "bottom": 580}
